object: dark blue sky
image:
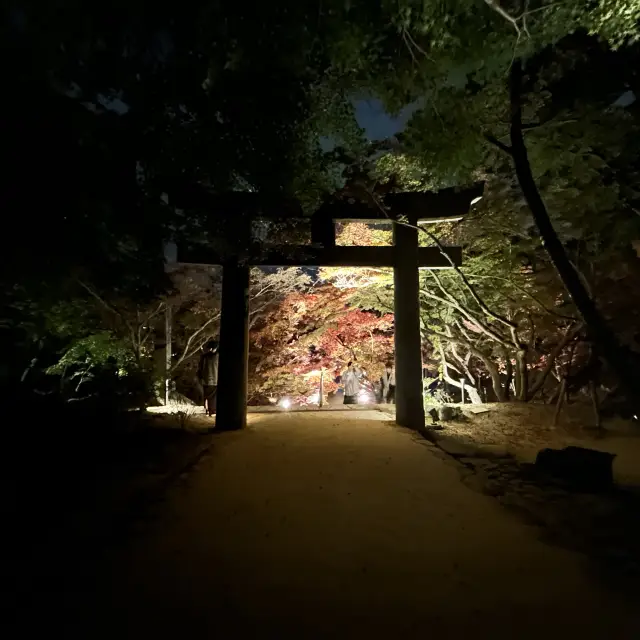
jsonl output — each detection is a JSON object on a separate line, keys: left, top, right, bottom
{"left": 354, "top": 99, "right": 421, "bottom": 140}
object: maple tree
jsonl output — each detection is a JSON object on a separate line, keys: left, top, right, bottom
{"left": 249, "top": 283, "right": 393, "bottom": 403}
{"left": 166, "top": 265, "right": 311, "bottom": 372}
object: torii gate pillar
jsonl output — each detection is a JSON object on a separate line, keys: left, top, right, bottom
{"left": 393, "top": 215, "right": 425, "bottom": 429}
{"left": 216, "top": 259, "right": 250, "bottom": 430}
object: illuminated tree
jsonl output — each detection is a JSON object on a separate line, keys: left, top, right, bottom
{"left": 249, "top": 283, "right": 393, "bottom": 402}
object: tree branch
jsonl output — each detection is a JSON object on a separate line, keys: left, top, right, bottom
{"left": 420, "top": 228, "right": 518, "bottom": 331}
{"left": 529, "top": 323, "right": 583, "bottom": 398}
{"left": 485, "top": 134, "right": 513, "bottom": 155}
{"left": 76, "top": 279, "right": 125, "bottom": 322}
{"left": 451, "top": 341, "right": 476, "bottom": 385}
{"left": 144, "top": 301, "right": 166, "bottom": 324}
{"left": 429, "top": 328, "right": 505, "bottom": 401}
{"left": 465, "top": 273, "right": 577, "bottom": 320}
{"left": 484, "top": 0, "right": 521, "bottom": 33}
{"left": 421, "top": 281, "right": 512, "bottom": 347}
{"left": 172, "top": 312, "right": 221, "bottom": 371}
{"left": 76, "top": 278, "right": 139, "bottom": 354}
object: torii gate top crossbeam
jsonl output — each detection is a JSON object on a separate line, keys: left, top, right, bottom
{"left": 168, "top": 183, "right": 483, "bottom": 224}
{"left": 172, "top": 183, "right": 482, "bottom": 268}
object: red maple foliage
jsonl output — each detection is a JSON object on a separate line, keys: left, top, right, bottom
{"left": 249, "top": 284, "right": 393, "bottom": 401}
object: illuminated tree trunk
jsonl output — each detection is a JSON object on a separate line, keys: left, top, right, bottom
{"left": 502, "top": 349, "right": 513, "bottom": 401}
{"left": 439, "top": 344, "right": 483, "bottom": 404}
{"left": 515, "top": 348, "right": 528, "bottom": 402}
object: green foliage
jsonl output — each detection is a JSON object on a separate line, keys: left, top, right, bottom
{"left": 43, "top": 299, "right": 96, "bottom": 341}
{"left": 46, "top": 332, "right": 135, "bottom": 378}
{"left": 316, "top": 0, "right": 640, "bottom": 187}
{"left": 372, "top": 153, "right": 438, "bottom": 191}
{"left": 403, "top": 81, "right": 509, "bottom": 186}
{"left": 43, "top": 329, "right": 143, "bottom": 407}
{"left": 587, "top": 0, "right": 640, "bottom": 46}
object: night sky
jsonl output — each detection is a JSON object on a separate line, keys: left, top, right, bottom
{"left": 354, "top": 98, "right": 421, "bottom": 140}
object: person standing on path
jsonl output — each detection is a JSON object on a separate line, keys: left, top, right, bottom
{"left": 197, "top": 340, "right": 219, "bottom": 417}
{"left": 342, "top": 362, "right": 361, "bottom": 405}
{"left": 382, "top": 362, "right": 396, "bottom": 404}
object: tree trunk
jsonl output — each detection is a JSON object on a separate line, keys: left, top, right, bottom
{"left": 489, "top": 362, "right": 506, "bottom": 402}
{"left": 458, "top": 344, "right": 504, "bottom": 402}
{"left": 515, "top": 348, "right": 528, "bottom": 402}
{"left": 165, "top": 304, "right": 172, "bottom": 406}
{"left": 439, "top": 345, "right": 482, "bottom": 404}
{"left": 503, "top": 349, "right": 513, "bottom": 401}
{"left": 589, "top": 380, "right": 601, "bottom": 429}
{"left": 509, "top": 60, "right": 640, "bottom": 409}
{"left": 528, "top": 325, "right": 582, "bottom": 400}
{"left": 553, "top": 378, "right": 567, "bottom": 427}
{"left": 466, "top": 385, "right": 483, "bottom": 404}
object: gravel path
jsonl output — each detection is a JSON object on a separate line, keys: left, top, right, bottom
{"left": 45, "top": 411, "right": 640, "bottom": 638}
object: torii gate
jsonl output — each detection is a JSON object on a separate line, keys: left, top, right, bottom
{"left": 178, "top": 184, "right": 482, "bottom": 430}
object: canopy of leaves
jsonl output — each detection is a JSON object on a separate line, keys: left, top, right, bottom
{"left": 6, "top": 1, "right": 640, "bottom": 409}
{"left": 249, "top": 283, "right": 393, "bottom": 400}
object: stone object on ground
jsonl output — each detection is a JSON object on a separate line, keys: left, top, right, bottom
{"left": 463, "top": 406, "right": 491, "bottom": 414}
{"left": 475, "top": 444, "right": 512, "bottom": 459}
{"left": 534, "top": 446, "right": 616, "bottom": 492}
{"left": 437, "top": 405, "right": 462, "bottom": 421}
{"left": 435, "top": 435, "right": 482, "bottom": 458}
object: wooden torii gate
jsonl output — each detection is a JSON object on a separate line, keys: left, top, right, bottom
{"left": 179, "top": 184, "right": 482, "bottom": 430}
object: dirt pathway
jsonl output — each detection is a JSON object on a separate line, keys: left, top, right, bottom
{"left": 42, "top": 412, "right": 640, "bottom": 638}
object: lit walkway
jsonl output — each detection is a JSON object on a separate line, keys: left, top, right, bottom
{"left": 53, "top": 412, "right": 640, "bottom": 638}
